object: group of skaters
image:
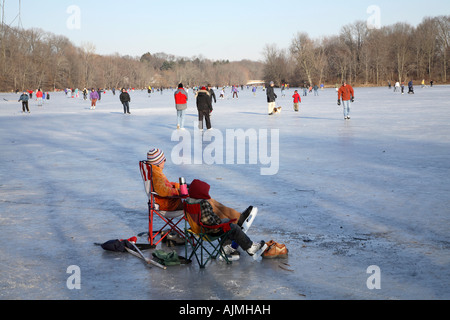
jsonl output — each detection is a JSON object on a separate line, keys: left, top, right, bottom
{"left": 65, "top": 87, "right": 113, "bottom": 101}
{"left": 65, "top": 87, "right": 129, "bottom": 113}
{"left": 20, "top": 78, "right": 432, "bottom": 121}
{"left": 63, "top": 87, "right": 104, "bottom": 110}
{"left": 389, "top": 80, "right": 418, "bottom": 94}
{"left": 87, "top": 87, "right": 131, "bottom": 114}
{"left": 16, "top": 86, "right": 130, "bottom": 114}
{"left": 173, "top": 80, "right": 357, "bottom": 130}
{"left": 175, "top": 81, "right": 358, "bottom": 128}
{"left": 266, "top": 81, "right": 355, "bottom": 120}
{"left": 17, "top": 89, "right": 50, "bottom": 113}
{"left": 17, "top": 82, "right": 355, "bottom": 120}
{"left": 174, "top": 83, "right": 217, "bottom": 131}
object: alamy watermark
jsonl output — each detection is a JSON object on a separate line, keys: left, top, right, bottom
{"left": 367, "top": 5, "right": 381, "bottom": 30}
{"left": 66, "top": 265, "right": 81, "bottom": 290}
{"left": 171, "top": 125, "right": 280, "bottom": 176}
{"left": 66, "top": 5, "right": 81, "bottom": 30}
{"left": 366, "top": 265, "right": 381, "bottom": 290}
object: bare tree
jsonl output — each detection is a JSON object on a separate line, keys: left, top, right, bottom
{"left": 290, "top": 33, "right": 315, "bottom": 85}
{"left": 263, "top": 44, "right": 289, "bottom": 86}
{"left": 388, "top": 23, "right": 414, "bottom": 83}
{"left": 435, "top": 16, "right": 450, "bottom": 82}
{"left": 365, "top": 28, "right": 389, "bottom": 85}
{"left": 340, "top": 21, "right": 369, "bottom": 84}
{"left": 80, "top": 42, "right": 96, "bottom": 88}
{"left": 414, "top": 18, "right": 438, "bottom": 79}
{"left": 313, "top": 38, "right": 328, "bottom": 85}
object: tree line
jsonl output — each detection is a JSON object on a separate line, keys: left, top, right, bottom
{"left": 0, "top": 15, "right": 448, "bottom": 92}
{"left": 263, "top": 16, "right": 449, "bottom": 87}
{"left": 0, "top": 25, "right": 263, "bottom": 92}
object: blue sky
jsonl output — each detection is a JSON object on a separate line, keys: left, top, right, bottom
{"left": 4, "top": 0, "right": 449, "bottom": 61}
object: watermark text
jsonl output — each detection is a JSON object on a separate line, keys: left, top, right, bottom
{"left": 171, "top": 125, "right": 280, "bottom": 176}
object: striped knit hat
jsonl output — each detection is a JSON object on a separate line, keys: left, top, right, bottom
{"left": 147, "top": 148, "right": 166, "bottom": 166}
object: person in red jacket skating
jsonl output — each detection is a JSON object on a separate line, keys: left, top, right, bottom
{"left": 292, "top": 90, "right": 301, "bottom": 112}
{"left": 36, "top": 89, "right": 44, "bottom": 107}
{"left": 337, "top": 81, "right": 355, "bottom": 120}
{"left": 174, "top": 83, "right": 188, "bottom": 130}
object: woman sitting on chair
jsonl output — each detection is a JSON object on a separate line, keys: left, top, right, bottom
{"left": 146, "top": 148, "right": 253, "bottom": 226}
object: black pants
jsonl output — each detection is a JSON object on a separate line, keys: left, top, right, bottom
{"left": 198, "top": 110, "right": 211, "bottom": 130}
{"left": 218, "top": 223, "right": 253, "bottom": 251}
{"left": 22, "top": 101, "right": 29, "bottom": 112}
{"left": 227, "top": 224, "right": 252, "bottom": 251}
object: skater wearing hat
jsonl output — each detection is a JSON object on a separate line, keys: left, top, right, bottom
{"left": 174, "top": 83, "right": 188, "bottom": 130}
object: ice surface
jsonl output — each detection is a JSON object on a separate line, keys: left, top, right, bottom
{"left": 1, "top": 85, "right": 449, "bottom": 300}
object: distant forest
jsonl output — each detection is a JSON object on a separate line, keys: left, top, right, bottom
{"left": 0, "top": 15, "right": 448, "bottom": 91}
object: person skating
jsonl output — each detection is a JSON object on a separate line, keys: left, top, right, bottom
{"left": 36, "top": 89, "right": 43, "bottom": 107}
{"left": 89, "top": 88, "right": 99, "bottom": 109}
{"left": 18, "top": 91, "right": 30, "bottom": 113}
{"left": 196, "top": 86, "right": 213, "bottom": 130}
{"left": 207, "top": 84, "right": 216, "bottom": 104}
{"left": 337, "top": 81, "right": 355, "bottom": 120}
{"left": 408, "top": 80, "right": 415, "bottom": 94}
{"left": 266, "top": 81, "right": 277, "bottom": 115}
{"left": 292, "top": 90, "right": 301, "bottom": 112}
{"left": 119, "top": 88, "right": 131, "bottom": 114}
{"left": 231, "top": 85, "right": 239, "bottom": 99}
{"left": 174, "top": 83, "right": 188, "bottom": 129}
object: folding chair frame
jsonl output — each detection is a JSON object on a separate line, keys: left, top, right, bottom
{"left": 183, "top": 201, "right": 235, "bottom": 268}
{"left": 139, "top": 161, "right": 185, "bottom": 248}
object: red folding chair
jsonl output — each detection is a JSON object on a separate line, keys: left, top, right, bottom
{"left": 139, "top": 161, "right": 185, "bottom": 247}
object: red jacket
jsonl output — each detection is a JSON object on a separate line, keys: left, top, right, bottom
{"left": 338, "top": 84, "right": 354, "bottom": 101}
{"left": 292, "top": 92, "right": 301, "bottom": 103}
{"left": 36, "top": 91, "right": 43, "bottom": 98}
{"left": 174, "top": 88, "right": 188, "bottom": 105}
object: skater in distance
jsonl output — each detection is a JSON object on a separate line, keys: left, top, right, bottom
{"left": 119, "top": 88, "right": 131, "bottom": 114}
{"left": 267, "top": 81, "right": 277, "bottom": 115}
{"left": 337, "top": 81, "right": 355, "bottom": 120}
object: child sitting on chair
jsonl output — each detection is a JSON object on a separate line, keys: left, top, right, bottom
{"left": 186, "top": 179, "right": 264, "bottom": 258}
{"left": 146, "top": 148, "right": 253, "bottom": 226}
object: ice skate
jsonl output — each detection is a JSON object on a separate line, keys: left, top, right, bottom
{"left": 219, "top": 244, "right": 241, "bottom": 261}
{"left": 242, "top": 207, "right": 258, "bottom": 234}
{"left": 247, "top": 241, "right": 267, "bottom": 259}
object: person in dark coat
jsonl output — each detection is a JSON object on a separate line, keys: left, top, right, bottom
{"left": 408, "top": 80, "right": 415, "bottom": 94}
{"left": 196, "top": 86, "right": 213, "bottom": 130}
{"left": 119, "top": 88, "right": 131, "bottom": 114}
{"left": 207, "top": 84, "right": 216, "bottom": 104}
{"left": 266, "top": 81, "right": 277, "bottom": 115}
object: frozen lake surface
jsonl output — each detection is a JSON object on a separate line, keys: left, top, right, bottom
{"left": 0, "top": 85, "right": 449, "bottom": 300}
